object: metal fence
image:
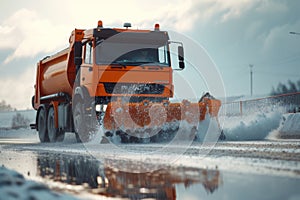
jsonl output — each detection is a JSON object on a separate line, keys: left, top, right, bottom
{"left": 220, "top": 92, "right": 300, "bottom": 116}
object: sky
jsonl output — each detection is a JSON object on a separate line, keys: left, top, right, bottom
{"left": 0, "top": 0, "right": 299, "bottom": 109}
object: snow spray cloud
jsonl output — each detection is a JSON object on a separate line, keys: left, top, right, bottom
{"left": 73, "top": 29, "right": 226, "bottom": 173}
{"left": 221, "top": 110, "right": 282, "bottom": 141}
{"left": 220, "top": 101, "right": 289, "bottom": 141}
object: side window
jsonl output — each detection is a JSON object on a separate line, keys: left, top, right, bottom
{"left": 158, "top": 45, "right": 167, "bottom": 64}
{"left": 84, "top": 42, "right": 93, "bottom": 64}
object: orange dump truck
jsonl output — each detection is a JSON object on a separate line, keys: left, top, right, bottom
{"left": 31, "top": 21, "right": 222, "bottom": 143}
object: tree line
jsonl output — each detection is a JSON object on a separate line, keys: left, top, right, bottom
{"left": 271, "top": 79, "right": 300, "bottom": 95}
{"left": 0, "top": 100, "right": 16, "bottom": 112}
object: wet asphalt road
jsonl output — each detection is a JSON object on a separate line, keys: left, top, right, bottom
{"left": 0, "top": 134, "right": 300, "bottom": 200}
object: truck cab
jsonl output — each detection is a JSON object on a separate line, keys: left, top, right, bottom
{"left": 74, "top": 21, "right": 184, "bottom": 106}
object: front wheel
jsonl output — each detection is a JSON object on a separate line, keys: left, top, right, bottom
{"left": 73, "top": 100, "right": 89, "bottom": 143}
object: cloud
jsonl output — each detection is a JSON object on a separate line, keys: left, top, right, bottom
{"left": 0, "top": 8, "right": 70, "bottom": 64}
{"left": 0, "top": 66, "right": 35, "bottom": 109}
{"left": 1, "top": 0, "right": 300, "bottom": 109}
{"left": 0, "top": 1, "right": 194, "bottom": 65}
{"left": 255, "top": 0, "right": 288, "bottom": 13}
{"left": 181, "top": 0, "right": 259, "bottom": 25}
{"left": 178, "top": 0, "right": 300, "bottom": 96}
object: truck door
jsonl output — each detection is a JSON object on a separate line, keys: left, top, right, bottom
{"left": 81, "top": 41, "right": 93, "bottom": 86}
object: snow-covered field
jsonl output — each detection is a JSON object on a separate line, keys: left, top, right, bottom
{"left": 0, "top": 110, "right": 35, "bottom": 129}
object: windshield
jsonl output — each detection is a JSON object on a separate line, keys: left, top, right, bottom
{"left": 95, "top": 41, "right": 170, "bottom": 66}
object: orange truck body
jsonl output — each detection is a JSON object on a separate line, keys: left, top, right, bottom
{"left": 31, "top": 21, "right": 221, "bottom": 143}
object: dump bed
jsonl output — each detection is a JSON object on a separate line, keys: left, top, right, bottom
{"left": 39, "top": 48, "right": 75, "bottom": 97}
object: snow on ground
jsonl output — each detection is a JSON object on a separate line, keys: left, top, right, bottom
{"left": 0, "top": 110, "right": 35, "bottom": 129}
{"left": 0, "top": 110, "right": 38, "bottom": 142}
{"left": 0, "top": 166, "right": 78, "bottom": 200}
{"left": 0, "top": 128, "right": 38, "bottom": 142}
{"left": 273, "top": 113, "right": 300, "bottom": 139}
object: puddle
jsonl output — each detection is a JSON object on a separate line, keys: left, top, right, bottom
{"left": 36, "top": 153, "right": 222, "bottom": 199}
{"left": 1, "top": 150, "right": 300, "bottom": 199}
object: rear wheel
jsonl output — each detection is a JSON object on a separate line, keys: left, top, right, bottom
{"left": 38, "top": 107, "right": 49, "bottom": 143}
{"left": 47, "top": 107, "right": 65, "bottom": 142}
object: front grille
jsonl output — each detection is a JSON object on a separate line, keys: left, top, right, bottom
{"left": 103, "top": 83, "right": 165, "bottom": 94}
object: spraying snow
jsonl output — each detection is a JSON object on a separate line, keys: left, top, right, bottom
{"left": 267, "top": 113, "right": 300, "bottom": 140}
{"left": 221, "top": 110, "right": 283, "bottom": 141}
{"left": 0, "top": 104, "right": 294, "bottom": 143}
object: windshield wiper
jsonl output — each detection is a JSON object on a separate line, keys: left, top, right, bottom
{"left": 111, "top": 61, "right": 127, "bottom": 68}
{"left": 139, "top": 61, "right": 169, "bottom": 67}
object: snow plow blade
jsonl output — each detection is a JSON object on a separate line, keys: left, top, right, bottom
{"left": 103, "top": 97, "right": 221, "bottom": 138}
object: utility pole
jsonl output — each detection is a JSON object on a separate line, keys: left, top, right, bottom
{"left": 249, "top": 64, "right": 253, "bottom": 96}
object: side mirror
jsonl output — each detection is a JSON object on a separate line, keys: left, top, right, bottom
{"left": 178, "top": 46, "right": 185, "bottom": 69}
{"left": 179, "top": 61, "right": 185, "bottom": 69}
{"left": 178, "top": 46, "right": 184, "bottom": 61}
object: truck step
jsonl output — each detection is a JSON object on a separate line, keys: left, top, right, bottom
{"left": 30, "top": 124, "right": 36, "bottom": 130}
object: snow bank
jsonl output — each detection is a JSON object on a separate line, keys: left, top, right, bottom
{"left": 275, "top": 113, "right": 300, "bottom": 139}
{"left": 0, "top": 128, "right": 38, "bottom": 141}
{"left": 0, "top": 166, "right": 78, "bottom": 200}
{"left": 0, "top": 110, "right": 35, "bottom": 128}
{"left": 221, "top": 111, "right": 282, "bottom": 141}
{"left": 0, "top": 110, "right": 37, "bottom": 140}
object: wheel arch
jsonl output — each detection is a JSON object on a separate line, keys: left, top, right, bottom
{"left": 72, "top": 85, "right": 94, "bottom": 112}
{"left": 73, "top": 86, "right": 90, "bottom": 102}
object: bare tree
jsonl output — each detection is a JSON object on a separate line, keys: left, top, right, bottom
{"left": 0, "top": 100, "right": 14, "bottom": 112}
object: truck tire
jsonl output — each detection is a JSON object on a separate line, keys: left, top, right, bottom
{"left": 73, "top": 100, "right": 89, "bottom": 143}
{"left": 38, "top": 107, "right": 49, "bottom": 143}
{"left": 47, "top": 107, "right": 65, "bottom": 142}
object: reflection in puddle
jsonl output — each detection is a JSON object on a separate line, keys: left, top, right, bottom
{"left": 2, "top": 150, "right": 300, "bottom": 199}
{"left": 37, "top": 154, "right": 222, "bottom": 199}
